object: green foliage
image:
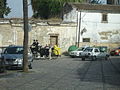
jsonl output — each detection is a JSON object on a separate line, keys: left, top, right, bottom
{"left": 0, "top": 0, "right": 10, "bottom": 18}
{"left": 31, "top": 0, "right": 84, "bottom": 19}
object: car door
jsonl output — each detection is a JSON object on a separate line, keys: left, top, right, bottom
{"left": 94, "top": 48, "right": 100, "bottom": 57}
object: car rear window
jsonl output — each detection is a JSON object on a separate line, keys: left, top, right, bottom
{"left": 84, "top": 48, "right": 93, "bottom": 52}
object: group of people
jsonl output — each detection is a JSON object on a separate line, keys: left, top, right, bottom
{"left": 30, "top": 40, "right": 61, "bottom": 60}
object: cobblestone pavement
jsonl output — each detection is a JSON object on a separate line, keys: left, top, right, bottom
{"left": 0, "top": 56, "right": 120, "bottom": 90}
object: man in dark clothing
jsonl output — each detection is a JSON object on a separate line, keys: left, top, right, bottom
{"left": 44, "top": 44, "right": 49, "bottom": 57}
{"left": 35, "top": 40, "right": 39, "bottom": 52}
{"left": 30, "top": 40, "right": 39, "bottom": 58}
{"left": 32, "top": 40, "right": 36, "bottom": 46}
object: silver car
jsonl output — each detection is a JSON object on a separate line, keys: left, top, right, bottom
{"left": 69, "top": 47, "right": 85, "bottom": 58}
{"left": 1, "top": 45, "right": 33, "bottom": 69}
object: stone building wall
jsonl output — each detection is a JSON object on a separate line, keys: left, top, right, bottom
{"left": 0, "top": 19, "right": 77, "bottom": 53}
{"left": 0, "top": 19, "right": 120, "bottom": 53}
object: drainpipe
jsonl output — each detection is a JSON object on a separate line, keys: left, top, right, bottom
{"left": 77, "top": 11, "right": 81, "bottom": 47}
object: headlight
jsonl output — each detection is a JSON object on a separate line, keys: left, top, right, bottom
{"left": 15, "top": 59, "right": 23, "bottom": 64}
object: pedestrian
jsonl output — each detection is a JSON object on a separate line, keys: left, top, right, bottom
{"left": 44, "top": 44, "right": 49, "bottom": 58}
{"left": 30, "top": 40, "right": 37, "bottom": 57}
{"left": 32, "top": 40, "right": 36, "bottom": 46}
{"left": 35, "top": 40, "right": 39, "bottom": 52}
{"left": 53, "top": 45, "right": 61, "bottom": 57}
{"left": 48, "top": 44, "right": 52, "bottom": 60}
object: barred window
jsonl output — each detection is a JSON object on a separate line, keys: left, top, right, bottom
{"left": 83, "top": 38, "right": 90, "bottom": 42}
{"left": 102, "top": 13, "right": 108, "bottom": 23}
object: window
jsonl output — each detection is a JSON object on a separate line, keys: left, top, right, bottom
{"left": 102, "top": 13, "right": 108, "bottom": 23}
{"left": 107, "top": 0, "right": 114, "bottom": 4}
{"left": 83, "top": 38, "right": 90, "bottom": 42}
{"left": 95, "top": 49, "right": 99, "bottom": 52}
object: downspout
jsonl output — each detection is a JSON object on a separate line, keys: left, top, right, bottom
{"left": 78, "top": 11, "right": 81, "bottom": 47}
{"left": 76, "top": 11, "right": 78, "bottom": 46}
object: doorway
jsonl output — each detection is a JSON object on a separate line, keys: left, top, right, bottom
{"left": 50, "top": 36, "right": 58, "bottom": 46}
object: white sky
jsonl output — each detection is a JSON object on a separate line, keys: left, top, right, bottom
{"left": 5, "top": 0, "right": 33, "bottom": 18}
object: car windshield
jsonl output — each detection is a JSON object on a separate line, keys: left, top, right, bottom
{"left": 84, "top": 48, "right": 93, "bottom": 52}
{"left": 4, "top": 47, "right": 23, "bottom": 54}
{"left": 77, "top": 47, "right": 84, "bottom": 51}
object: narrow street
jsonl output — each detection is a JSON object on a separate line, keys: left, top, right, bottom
{"left": 0, "top": 56, "right": 120, "bottom": 90}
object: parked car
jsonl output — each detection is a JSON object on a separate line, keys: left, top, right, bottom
{"left": 110, "top": 47, "right": 120, "bottom": 56}
{"left": 1, "top": 45, "right": 33, "bottom": 69}
{"left": 0, "top": 46, "right": 8, "bottom": 72}
{"left": 79, "top": 47, "right": 109, "bottom": 61}
{"left": 69, "top": 47, "right": 86, "bottom": 58}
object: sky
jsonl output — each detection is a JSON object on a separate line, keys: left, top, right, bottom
{"left": 4, "top": 0, "right": 106, "bottom": 18}
{"left": 5, "top": 0, "right": 33, "bottom": 18}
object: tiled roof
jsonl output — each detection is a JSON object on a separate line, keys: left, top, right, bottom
{"left": 66, "top": 3, "right": 120, "bottom": 13}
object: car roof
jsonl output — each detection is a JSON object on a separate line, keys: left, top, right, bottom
{"left": 7, "top": 45, "right": 23, "bottom": 48}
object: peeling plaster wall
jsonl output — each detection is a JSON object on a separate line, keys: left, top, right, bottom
{"left": 0, "top": 15, "right": 120, "bottom": 53}
{"left": 0, "top": 21, "right": 76, "bottom": 52}
{"left": 30, "top": 25, "right": 76, "bottom": 52}
{"left": 63, "top": 7, "right": 120, "bottom": 45}
{"left": 79, "top": 12, "right": 120, "bottom": 44}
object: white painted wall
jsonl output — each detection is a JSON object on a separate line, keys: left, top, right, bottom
{"left": 80, "top": 12, "right": 120, "bottom": 43}
{"left": 63, "top": 8, "right": 78, "bottom": 22}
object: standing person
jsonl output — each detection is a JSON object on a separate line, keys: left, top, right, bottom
{"left": 35, "top": 40, "right": 39, "bottom": 52}
{"left": 35, "top": 40, "right": 39, "bottom": 46}
{"left": 48, "top": 44, "right": 52, "bottom": 60}
{"left": 31, "top": 40, "right": 37, "bottom": 53}
{"left": 53, "top": 45, "right": 61, "bottom": 57}
{"left": 44, "top": 44, "right": 49, "bottom": 58}
{"left": 35, "top": 40, "right": 39, "bottom": 57}
{"left": 30, "top": 40, "right": 37, "bottom": 58}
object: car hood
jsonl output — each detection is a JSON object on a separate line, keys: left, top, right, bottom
{"left": 2, "top": 54, "right": 23, "bottom": 59}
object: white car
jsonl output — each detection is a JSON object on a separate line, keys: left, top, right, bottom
{"left": 79, "top": 47, "right": 109, "bottom": 60}
{"left": 1, "top": 45, "right": 33, "bottom": 69}
{"left": 69, "top": 47, "right": 85, "bottom": 58}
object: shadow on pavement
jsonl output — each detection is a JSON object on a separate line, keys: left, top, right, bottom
{"left": 76, "top": 56, "right": 120, "bottom": 87}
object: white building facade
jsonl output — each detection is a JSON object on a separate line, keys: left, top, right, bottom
{"left": 63, "top": 3, "right": 120, "bottom": 48}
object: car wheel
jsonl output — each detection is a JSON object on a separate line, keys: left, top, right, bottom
{"left": 92, "top": 56, "right": 96, "bottom": 61}
{"left": 105, "top": 55, "right": 109, "bottom": 60}
{"left": 71, "top": 56, "right": 74, "bottom": 58}
{"left": 105, "top": 56, "right": 108, "bottom": 60}
{"left": 28, "top": 63, "right": 32, "bottom": 69}
{"left": 82, "top": 58, "right": 85, "bottom": 61}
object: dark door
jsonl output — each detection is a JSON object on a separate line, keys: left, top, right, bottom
{"left": 50, "top": 36, "right": 58, "bottom": 46}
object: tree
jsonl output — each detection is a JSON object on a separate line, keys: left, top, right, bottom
{"left": 23, "top": 0, "right": 29, "bottom": 72}
{"left": 0, "top": 0, "right": 10, "bottom": 18}
{"left": 31, "top": 0, "right": 84, "bottom": 19}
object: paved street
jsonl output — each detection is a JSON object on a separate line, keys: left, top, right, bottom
{"left": 0, "top": 56, "right": 120, "bottom": 90}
